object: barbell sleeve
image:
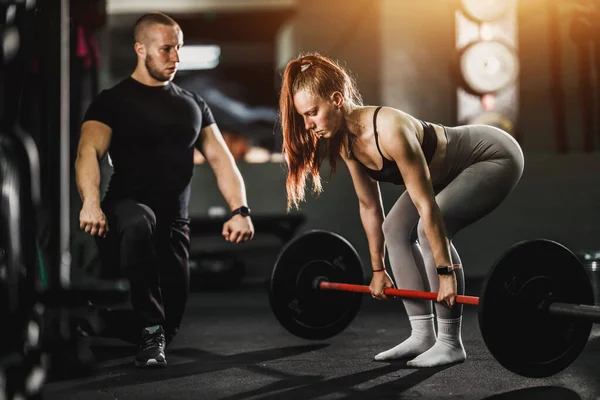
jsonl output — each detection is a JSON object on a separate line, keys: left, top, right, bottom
{"left": 547, "top": 302, "right": 600, "bottom": 323}
{"left": 319, "top": 281, "right": 480, "bottom": 306}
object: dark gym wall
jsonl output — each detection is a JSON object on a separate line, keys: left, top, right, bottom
{"left": 280, "top": 0, "right": 382, "bottom": 106}
{"left": 378, "top": 0, "right": 457, "bottom": 126}
{"left": 518, "top": 0, "right": 593, "bottom": 153}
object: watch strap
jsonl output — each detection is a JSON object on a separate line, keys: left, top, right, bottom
{"left": 232, "top": 206, "right": 251, "bottom": 217}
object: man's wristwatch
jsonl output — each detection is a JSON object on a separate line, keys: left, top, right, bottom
{"left": 232, "top": 206, "right": 251, "bottom": 217}
{"left": 436, "top": 264, "right": 461, "bottom": 275}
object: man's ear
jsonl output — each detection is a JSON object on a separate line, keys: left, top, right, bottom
{"left": 330, "top": 91, "right": 344, "bottom": 108}
{"left": 134, "top": 42, "right": 145, "bottom": 58}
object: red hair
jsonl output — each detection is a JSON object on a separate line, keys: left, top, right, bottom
{"left": 279, "top": 53, "right": 362, "bottom": 210}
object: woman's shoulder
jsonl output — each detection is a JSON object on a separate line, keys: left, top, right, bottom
{"left": 373, "top": 106, "right": 419, "bottom": 136}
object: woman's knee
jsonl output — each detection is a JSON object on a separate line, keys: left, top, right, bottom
{"left": 416, "top": 216, "right": 461, "bottom": 247}
{"left": 381, "top": 216, "right": 394, "bottom": 240}
{"left": 383, "top": 192, "right": 419, "bottom": 241}
{"left": 382, "top": 207, "right": 418, "bottom": 240}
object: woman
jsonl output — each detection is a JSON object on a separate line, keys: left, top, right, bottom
{"left": 278, "top": 53, "right": 524, "bottom": 368}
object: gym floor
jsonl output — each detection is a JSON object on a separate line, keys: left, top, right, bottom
{"left": 42, "top": 279, "right": 600, "bottom": 400}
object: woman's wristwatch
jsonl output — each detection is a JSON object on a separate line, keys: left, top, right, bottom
{"left": 436, "top": 264, "right": 462, "bottom": 275}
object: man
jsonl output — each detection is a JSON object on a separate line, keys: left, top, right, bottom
{"left": 75, "top": 12, "right": 255, "bottom": 368}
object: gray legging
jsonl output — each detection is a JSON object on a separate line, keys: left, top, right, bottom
{"left": 382, "top": 124, "right": 524, "bottom": 319}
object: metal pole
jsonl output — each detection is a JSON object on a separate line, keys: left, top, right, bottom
{"left": 60, "top": 0, "right": 70, "bottom": 288}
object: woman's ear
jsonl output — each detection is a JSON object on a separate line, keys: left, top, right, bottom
{"left": 330, "top": 91, "right": 344, "bottom": 108}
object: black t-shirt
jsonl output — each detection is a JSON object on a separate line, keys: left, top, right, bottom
{"left": 83, "top": 77, "right": 216, "bottom": 219}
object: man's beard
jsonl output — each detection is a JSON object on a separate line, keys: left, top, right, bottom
{"left": 145, "top": 56, "right": 172, "bottom": 82}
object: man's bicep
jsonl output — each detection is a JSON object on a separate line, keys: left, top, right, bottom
{"left": 196, "top": 123, "right": 233, "bottom": 164}
{"left": 79, "top": 120, "right": 112, "bottom": 160}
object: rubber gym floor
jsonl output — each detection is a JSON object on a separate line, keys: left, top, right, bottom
{"left": 42, "top": 279, "right": 600, "bottom": 400}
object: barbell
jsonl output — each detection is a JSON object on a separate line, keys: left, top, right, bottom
{"left": 268, "top": 230, "right": 598, "bottom": 379}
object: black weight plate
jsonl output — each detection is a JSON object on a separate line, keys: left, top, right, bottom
{"left": 479, "top": 239, "right": 593, "bottom": 378}
{"left": 269, "top": 230, "right": 364, "bottom": 340}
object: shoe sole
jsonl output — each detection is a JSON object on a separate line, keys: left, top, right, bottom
{"left": 134, "top": 358, "right": 167, "bottom": 368}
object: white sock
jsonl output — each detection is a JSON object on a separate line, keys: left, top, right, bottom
{"left": 406, "top": 317, "right": 466, "bottom": 368}
{"left": 374, "top": 314, "right": 436, "bottom": 361}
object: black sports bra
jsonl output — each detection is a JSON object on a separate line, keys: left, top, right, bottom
{"left": 356, "top": 106, "right": 438, "bottom": 185}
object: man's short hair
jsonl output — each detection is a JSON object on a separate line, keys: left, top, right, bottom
{"left": 133, "top": 12, "right": 179, "bottom": 44}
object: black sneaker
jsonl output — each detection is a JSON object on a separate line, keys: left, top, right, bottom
{"left": 134, "top": 325, "right": 167, "bottom": 368}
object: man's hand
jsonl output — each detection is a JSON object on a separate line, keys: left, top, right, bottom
{"left": 222, "top": 215, "right": 254, "bottom": 244}
{"left": 79, "top": 201, "right": 109, "bottom": 238}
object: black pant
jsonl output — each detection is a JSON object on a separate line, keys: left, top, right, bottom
{"left": 95, "top": 198, "right": 191, "bottom": 342}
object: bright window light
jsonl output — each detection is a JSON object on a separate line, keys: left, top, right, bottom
{"left": 178, "top": 45, "right": 221, "bottom": 71}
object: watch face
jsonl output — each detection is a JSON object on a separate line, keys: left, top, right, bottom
{"left": 437, "top": 266, "right": 450, "bottom": 274}
{"left": 237, "top": 206, "right": 250, "bottom": 216}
